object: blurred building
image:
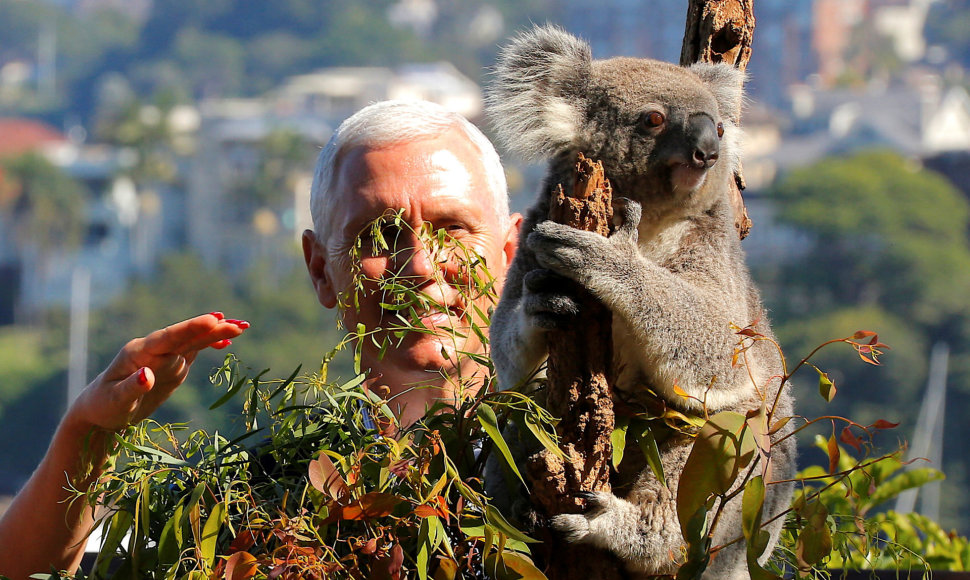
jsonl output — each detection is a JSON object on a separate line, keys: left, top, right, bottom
{"left": 271, "top": 62, "right": 483, "bottom": 122}
{"left": 0, "top": 118, "right": 148, "bottom": 322}
{"left": 812, "top": 0, "right": 945, "bottom": 87}
{"left": 187, "top": 62, "right": 483, "bottom": 272}
{"left": 770, "top": 76, "right": 970, "bottom": 171}
{"left": 559, "top": 0, "right": 685, "bottom": 63}
{"left": 741, "top": 73, "right": 970, "bottom": 264}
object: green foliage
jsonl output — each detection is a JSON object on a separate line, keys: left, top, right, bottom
{"left": 0, "top": 0, "right": 556, "bottom": 119}
{"left": 54, "top": 215, "right": 557, "bottom": 579}
{"left": 771, "top": 150, "right": 970, "bottom": 332}
{"left": 64, "top": 356, "right": 540, "bottom": 579}
{"left": 759, "top": 148, "right": 970, "bottom": 531}
{"left": 772, "top": 436, "right": 970, "bottom": 575}
{"left": 14, "top": 207, "right": 964, "bottom": 579}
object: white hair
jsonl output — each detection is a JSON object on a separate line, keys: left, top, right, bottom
{"left": 309, "top": 100, "right": 510, "bottom": 244}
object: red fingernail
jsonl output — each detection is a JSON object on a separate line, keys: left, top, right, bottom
{"left": 211, "top": 339, "right": 232, "bottom": 349}
{"left": 209, "top": 311, "right": 225, "bottom": 320}
{"left": 225, "top": 319, "right": 251, "bottom": 329}
{"left": 137, "top": 367, "right": 150, "bottom": 386}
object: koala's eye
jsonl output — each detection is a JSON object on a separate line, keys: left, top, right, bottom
{"left": 641, "top": 111, "right": 665, "bottom": 130}
{"left": 717, "top": 122, "right": 725, "bottom": 139}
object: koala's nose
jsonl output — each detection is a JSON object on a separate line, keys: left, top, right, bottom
{"left": 688, "top": 116, "right": 720, "bottom": 169}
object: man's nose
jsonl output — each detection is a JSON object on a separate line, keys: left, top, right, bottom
{"left": 393, "top": 234, "right": 437, "bottom": 282}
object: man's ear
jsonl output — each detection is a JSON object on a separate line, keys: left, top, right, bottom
{"left": 302, "top": 229, "right": 338, "bottom": 309}
{"left": 502, "top": 213, "right": 524, "bottom": 270}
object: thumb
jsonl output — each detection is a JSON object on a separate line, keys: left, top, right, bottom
{"left": 612, "top": 197, "right": 641, "bottom": 243}
{"left": 117, "top": 367, "right": 154, "bottom": 407}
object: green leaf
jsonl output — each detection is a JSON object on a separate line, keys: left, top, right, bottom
{"left": 867, "top": 467, "right": 945, "bottom": 507}
{"left": 677, "top": 411, "right": 754, "bottom": 540}
{"left": 201, "top": 501, "right": 226, "bottom": 565}
{"left": 740, "top": 476, "right": 781, "bottom": 579}
{"left": 94, "top": 509, "right": 133, "bottom": 577}
{"left": 741, "top": 476, "right": 765, "bottom": 548}
{"left": 611, "top": 416, "right": 629, "bottom": 469}
{"left": 171, "top": 501, "right": 185, "bottom": 547}
{"left": 486, "top": 506, "right": 538, "bottom": 544}
{"left": 157, "top": 510, "right": 180, "bottom": 566}
{"left": 417, "top": 518, "right": 431, "bottom": 580}
{"left": 477, "top": 404, "right": 525, "bottom": 486}
{"left": 209, "top": 373, "right": 250, "bottom": 410}
{"left": 522, "top": 413, "right": 564, "bottom": 459}
{"left": 817, "top": 370, "right": 836, "bottom": 403}
{"left": 795, "top": 500, "right": 832, "bottom": 569}
{"left": 113, "top": 435, "right": 190, "bottom": 466}
{"left": 632, "top": 420, "right": 666, "bottom": 488}
{"left": 267, "top": 364, "right": 303, "bottom": 400}
{"left": 483, "top": 552, "right": 547, "bottom": 580}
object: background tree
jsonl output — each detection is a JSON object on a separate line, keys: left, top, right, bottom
{"left": 0, "top": 154, "right": 87, "bottom": 256}
{"left": 753, "top": 149, "right": 970, "bottom": 530}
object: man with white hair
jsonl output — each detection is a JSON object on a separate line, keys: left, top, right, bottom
{"left": 0, "top": 100, "right": 519, "bottom": 577}
{"left": 302, "top": 100, "right": 522, "bottom": 427}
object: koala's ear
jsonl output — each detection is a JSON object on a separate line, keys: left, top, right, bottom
{"left": 487, "top": 25, "right": 591, "bottom": 160}
{"left": 689, "top": 62, "right": 745, "bottom": 123}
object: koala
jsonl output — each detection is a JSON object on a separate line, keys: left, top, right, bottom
{"left": 486, "top": 26, "right": 796, "bottom": 579}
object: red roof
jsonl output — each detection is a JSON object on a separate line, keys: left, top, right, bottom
{"left": 0, "top": 118, "right": 67, "bottom": 158}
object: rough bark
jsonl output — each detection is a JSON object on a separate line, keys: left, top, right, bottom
{"left": 528, "top": 154, "right": 625, "bottom": 579}
{"left": 681, "top": 0, "right": 756, "bottom": 239}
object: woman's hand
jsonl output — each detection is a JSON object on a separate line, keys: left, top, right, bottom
{"left": 66, "top": 312, "right": 250, "bottom": 433}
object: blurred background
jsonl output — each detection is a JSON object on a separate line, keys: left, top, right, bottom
{"left": 1, "top": 0, "right": 968, "bottom": 534}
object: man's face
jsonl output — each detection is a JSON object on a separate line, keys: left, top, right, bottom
{"left": 303, "top": 128, "right": 520, "bottom": 387}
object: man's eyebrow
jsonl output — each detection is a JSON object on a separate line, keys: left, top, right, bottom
{"left": 426, "top": 202, "right": 483, "bottom": 223}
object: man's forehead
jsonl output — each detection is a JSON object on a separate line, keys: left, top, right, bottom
{"left": 334, "top": 133, "right": 487, "bottom": 197}
{"left": 327, "top": 133, "right": 499, "bottom": 233}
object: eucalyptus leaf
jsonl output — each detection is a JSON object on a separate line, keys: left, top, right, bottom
{"left": 477, "top": 405, "right": 525, "bottom": 486}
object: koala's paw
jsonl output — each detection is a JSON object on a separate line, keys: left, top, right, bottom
{"left": 548, "top": 491, "right": 617, "bottom": 546}
{"left": 528, "top": 221, "right": 599, "bottom": 278}
{"left": 522, "top": 268, "right": 582, "bottom": 329}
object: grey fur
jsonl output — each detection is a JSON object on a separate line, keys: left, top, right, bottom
{"left": 487, "top": 26, "right": 796, "bottom": 579}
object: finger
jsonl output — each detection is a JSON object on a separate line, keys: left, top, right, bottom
{"left": 143, "top": 314, "right": 248, "bottom": 356}
{"left": 152, "top": 353, "right": 187, "bottom": 383}
{"left": 178, "top": 319, "right": 250, "bottom": 353}
{"left": 147, "top": 354, "right": 190, "bottom": 402}
{"left": 140, "top": 313, "right": 225, "bottom": 355}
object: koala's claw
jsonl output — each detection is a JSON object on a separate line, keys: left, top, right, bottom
{"left": 577, "top": 490, "right": 612, "bottom": 514}
{"left": 611, "top": 198, "right": 642, "bottom": 242}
